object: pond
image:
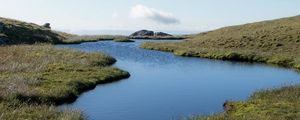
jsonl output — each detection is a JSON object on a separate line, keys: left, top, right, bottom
{"left": 57, "top": 40, "right": 300, "bottom": 120}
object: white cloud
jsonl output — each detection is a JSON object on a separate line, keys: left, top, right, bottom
{"left": 112, "top": 12, "right": 119, "bottom": 18}
{"left": 130, "top": 4, "right": 180, "bottom": 25}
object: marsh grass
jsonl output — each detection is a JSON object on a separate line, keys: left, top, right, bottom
{"left": 0, "top": 17, "right": 132, "bottom": 119}
{"left": 114, "top": 38, "right": 134, "bottom": 42}
{"left": 0, "top": 101, "right": 84, "bottom": 120}
{"left": 62, "top": 35, "right": 127, "bottom": 44}
{"left": 191, "top": 85, "right": 300, "bottom": 120}
{"left": 140, "top": 15, "right": 300, "bottom": 70}
{"left": 0, "top": 45, "right": 129, "bottom": 119}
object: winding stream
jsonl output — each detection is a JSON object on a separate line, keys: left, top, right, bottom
{"left": 57, "top": 40, "right": 300, "bottom": 120}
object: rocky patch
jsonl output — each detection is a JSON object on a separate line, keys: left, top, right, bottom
{"left": 130, "top": 30, "right": 173, "bottom": 37}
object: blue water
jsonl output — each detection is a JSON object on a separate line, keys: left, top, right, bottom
{"left": 57, "top": 40, "right": 300, "bottom": 120}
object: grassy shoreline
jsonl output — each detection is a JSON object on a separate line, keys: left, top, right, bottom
{"left": 140, "top": 42, "right": 300, "bottom": 71}
{"left": 61, "top": 35, "right": 127, "bottom": 44}
{"left": 0, "top": 45, "right": 130, "bottom": 119}
{"left": 113, "top": 38, "right": 135, "bottom": 42}
{"left": 192, "top": 85, "right": 300, "bottom": 120}
{"left": 0, "top": 16, "right": 133, "bottom": 119}
{"left": 140, "top": 16, "right": 300, "bottom": 71}
{"left": 2, "top": 14, "right": 300, "bottom": 120}
{"left": 140, "top": 15, "right": 300, "bottom": 120}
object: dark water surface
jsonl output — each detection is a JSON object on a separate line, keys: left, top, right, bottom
{"left": 57, "top": 40, "right": 300, "bottom": 120}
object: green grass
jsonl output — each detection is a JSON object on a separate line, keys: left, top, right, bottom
{"left": 191, "top": 85, "right": 300, "bottom": 120}
{"left": 140, "top": 15, "right": 300, "bottom": 71}
{"left": 114, "top": 38, "right": 135, "bottom": 42}
{"left": 0, "top": 45, "right": 130, "bottom": 119}
{"left": 62, "top": 35, "right": 128, "bottom": 44}
{"left": 0, "top": 17, "right": 129, "bottom": 45}
{"left": 140, "top": 15, "right": 300, "bottom": 119}
{"left": 130, "top": 35, "right": 186, "bottom": 40}
{"left": 0, "top": 101, "right": 84, "bottom": 120}
{"left": 0, "top": 17, "right": 67, "bottom": 44}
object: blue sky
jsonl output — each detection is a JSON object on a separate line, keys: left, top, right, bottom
{"left": 1, "top": 0, "right": 300, "bottom": 35}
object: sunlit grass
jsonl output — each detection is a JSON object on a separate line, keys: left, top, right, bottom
{"left": 140, "top": 15, "right": 300, "bottom": 70}
{"left": 0, "top": 45, "right": 130, "bottom": 119}
{"left": 190, "top": 85, "right": 300, "bottom": 120}
{"left": 114, "top": 37, "right": 134, "bottom": 42}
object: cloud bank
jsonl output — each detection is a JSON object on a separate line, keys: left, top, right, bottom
{"left": 111, "top": 12, "right": 118, "bottom": 18}
{"left": 130, "top": 4, "right": 180, "bottom": 25}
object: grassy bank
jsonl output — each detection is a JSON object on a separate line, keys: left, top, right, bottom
{"left": 140, "top": 15, "right": 300, "bottom": 119}
{"left": 130, "top": 36, "right": 187, "bottom": 40}
{"left": 62, "top": 35, "right": 185, "bottom": 44}
{"left": 114, "top": 38, "right": 135, "bottom": 42}
{"left": 0, "top": 45, "right": 130, "bottom": 119}
{"left": 62, "top": 35, "right": 128, "bottom": 44}
{"left": 192, "top": 85, "right": 300, "bottom": 120}
{"left": 140, "top": 15, "right": 300, "bottom": 70}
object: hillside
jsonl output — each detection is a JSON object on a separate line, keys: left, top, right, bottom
{"left": 141, "top": 15, "right": 300, "bottom": 70}
{"left": 0, "top": 17, "right": 126, "bottom": 45}
{"left": 0, "top": 17, "right": 73, "bottom": 44}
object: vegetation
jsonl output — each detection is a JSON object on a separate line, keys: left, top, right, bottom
{"left": 191, "top": 85, "right": 300, "bottom": 120}
{"left": 0, "top": 17, "right": 129, "bottom": 45}
{"left": 2, "top": 14, "right": 300, "bottom": 120}
{"left": 0, "top": 45, "right": 130, "bottom": 119}
{"left": 141, "top": 15, "right": 300, "bottom": 71}
{"left": 62, "top": 35, "right": 128, "bottom": 44}
{"left": 114, "top": 38, "right": 135, "bottom": 42}
{"left": 0, "top": 17, "right": 185, "bottom": 46}
{"left": 0, "top": 101, "right": 83, "bottom": 120}
{"left": 0, "top": 17, "right": 132, "bottom": 119}
{"left": 140, "top": 15, "right": 300, "bottom": 119}
{"left": 0, "top": 17, "right": 67, "bottom": 44}
{"left": 131, "top": 35, "right": 187, "bottom": 40}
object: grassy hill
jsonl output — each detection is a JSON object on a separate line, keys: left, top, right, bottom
{"left": 141, "top": 15, "right": 300, "bottom": 70}
{"left": 0, "top": 17, "right": 71, "bottom": 44}
{"left": 140, "top": 15, "right": 300, "bottom": 120}
{"left": 0, "top": 17, "right": 127, "bottom": 45}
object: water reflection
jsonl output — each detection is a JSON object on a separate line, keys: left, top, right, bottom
{"left": 57, "top": 40, "right": 300, "bottom": 120}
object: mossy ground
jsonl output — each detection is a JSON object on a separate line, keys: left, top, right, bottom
{"left": 0, "top": 45, "right": 129, "bottom": 119}
{"left": 191, "top": 85, "right": 300, "bottom": 120}
{"left": 0, "top": 101, "right": 83, "bottom": 120}
{"left": 140, "top": 15, "right": 300, "bottom": 120}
